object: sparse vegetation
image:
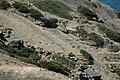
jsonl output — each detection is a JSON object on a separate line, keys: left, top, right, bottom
{"left": 32, "top": 0, "right": 73, "bottom": 20}
{"left": 77, "top": 5, "right": 98, "bottom": 20}
{"left": 0, "top": 40, "right": 71, "bottom": 76}
{"left": 30, "top": 9, "right": 43, "bottom": 20}
{"left": 80, "top": 49, "right": 94, "bottom": 64}
{"left": 115, "top": 68, "right": 120, "bottom": 76}
{"left": 88, "top": 33, "right": 104, "bottom": 47}
{"left": 0, "top": 40, "right": 15, "bottom": 53}
{"left": 97, "top": 24, "right": 120, "bottom": 43}
{"left": 106, "top": 29, "right": 120, "bottom": 43}
{"left": 76, "top": 27, "right": 87, "bottom": 37}
{"left": 51, "top": 54, "right": 76, "bottom": 69}
{"left": 0, "top": 0, "right": 10, "bottom": 10}
{"left": 38, "top": 60, "right": 70, "bottom": 76}
{"left": 12, "top": 2, "right": 30, "bottom": 13}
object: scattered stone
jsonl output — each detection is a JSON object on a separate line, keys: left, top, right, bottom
{"left": 108, "top": 44, "right": 120, "bottom": 52}
{"left": 57, "top": 21, "right": 68, "bottom": 33}
{"left": 34, "top": 20, "right": 44, "bottom": 26}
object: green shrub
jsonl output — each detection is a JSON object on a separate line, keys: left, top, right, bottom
{"left": 14, "top": 55, "right": 37, "bottom": 64}
{"left": 106, "top": 29, "right": 120, "bottom": 43}
{"left": 76, "top": 27, "right": 87, "bottom": 37}
{"left": 16, "top": 47, "right": 37, "bottom": 57}
{"left": 115, "top": 68, "right": 120, "bottom": 76}
{"left": 30, "top": 9, "right": 43, "bottom": 20}
{"left": 32, "top": 0, "right": 73, "bottom": 20}
{"left": 12, "top": 2, "right": 30, "bottom": 13}
{"left": 97, "top": 24, "right": 107, "bottom": 32}
{"left": 0, "top": 0, "right": 10, "bottom": 10}
{"left": 0, "top": 40, "right": 70, "bottom": 76}
{"left": 117, "top": 12, "right": 120, "bottom": 19}
{"left": 80, "top": 50, "right": 94, "bottom": 64}
{"left": 77, "top": 5, "right": 98, "bottom": 20}
{"left": 0, "top": 40, "right": 16, "bottom": 54}
{"left": 97, "top": 24, "right": 120, "bottom": 43}
{"left": 38, "top": 60, "right": 70, "bottom": 76}
{"left": 88, "top": 33, "right": 104, "bottom": 47}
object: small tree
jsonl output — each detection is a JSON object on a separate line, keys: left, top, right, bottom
{"left": 12, "top": 2, "right": 30, "bottom": 13}
{"left": 88, "top": 33, "right": 104, "bottom": 47}
{"left": 0, "top": 0, "right": 10, "bottom": 10}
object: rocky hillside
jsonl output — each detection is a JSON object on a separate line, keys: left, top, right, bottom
{"left": 0, "top": 0, "right": 120, "bottom": 80}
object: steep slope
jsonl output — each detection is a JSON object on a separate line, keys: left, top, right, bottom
{"left": 0, "top": 0, "right": 120, "bottom": 80}
{"left": 0, "top": 53, "right": 69, "bottom": 80}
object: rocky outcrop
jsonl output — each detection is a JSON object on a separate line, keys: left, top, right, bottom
{"left": 0, "top": 25, "right": 12, "bottom": 42}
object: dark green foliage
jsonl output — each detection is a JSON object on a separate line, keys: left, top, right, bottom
{"left": 117, "top": 12, "right": 120, "bottom": 19}
{"left": 15, "top": 47, "right": 37, "bottom": 57}
{"left": 12, "top": 2, "right": 30, "bottom": 13}
{"left": 80, "top": 50, "right": 94, "bottom": 64}
{"left": 76, "top": 27, "right": 87, "bottom": 37}
{"left": 97, "top": 24, "right": 120, "bottom": 43}
{"left": 0, "top": 0, "right": 10, "bottom": 10}
{"left": 115, "top": 68, "right": 120, "bottom": 76}
{"left": 32, "top": 0, "right": 73, "bottom": 20}
{"left": 97, "top": 24, "right": 107, "bottom": 32}
{"left": 77, "top": 5, "right": 98, "bottom": 20}
{"left": 0, "top": 40, "right": 7, "bottom": 49}
{"left": 38, "top": 60, "right": 70, "bottom": 76}
{"left": 0, "top": 40, "right": 16, "bottom": 53}
{"left": 106, "top": 29, "right": 120, "bottom": 43}
{"left": 88, "top": 33, "right": 104, "bottom": 47}
{"left": 30, "top": 9, "right": 43, "bottom": 20}
{"left": 0, "top": 40, "right": 70, "bottom": 76}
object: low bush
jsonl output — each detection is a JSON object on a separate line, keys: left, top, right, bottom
{"left": 0, "top": 40, "right": 16, "bottom": 53}
{"left": 32, "top": 0, "right": 73, "bottom": 20}
{"left": 0, "top": 0, "right": 10, "bottom": 10}
{"left": 15, "top": 47, "right": 37, "bottom": 57}
{"left": 97, "top": 24, "right": 107, "bottom": 32}
{"left": 115, "top": 68, "right": 120, "bottom": 76}
{"left": 12, "top": 2, "right": 30, "bottom": 13}
{"left": 38, "top": 60, "right": 70, "bottom": 76}
{"left": 117, "top": 12, "right": 120, "bottom": 19}
{"left": 88, "top": 33, "right": 104, "bottom": 47}
{"left": 30, "top": 9, "right": 43, "bottom": 20}
{"left": 106, "top": 29, "right": 120, "bottom": 43}
{"left": 80, "top": 50, "right": 94, "bottom": 65}
{"left": 97, "top": 24, "right": 120, "bottom": 43}
{"left": 76, "top": 27, "right": 87, "bottom": 37}
{"left": 0, "top": 40, "right": 70, "bottom": 76}
{"left": 77, "top": 5, "right": 98, "bottom": 20}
